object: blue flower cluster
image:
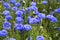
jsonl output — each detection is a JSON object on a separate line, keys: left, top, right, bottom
{"left": 3, "top": 0, "right": 33, "bottom": 32}
{"left": 2, "top": 10, "right": 12, "bottom": 30}
{"left": 0, "top": 0, "right": 59, "bottom": 39}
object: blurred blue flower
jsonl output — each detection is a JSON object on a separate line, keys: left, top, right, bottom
{"left": 12, "top": 6, "right": 18, "bottom": 11}
{"left": 14, "top": 23, "right": 25, "bottom": 31}
{"left": 37, "top": 13, "right": 45, "bottom": 19}
{"left": 3, "top": 2, "right": 10, "bottom": 9}
{"left": 2, "top": 10, "right": 10, "bottom": 16}
{"left": 30, "top": 1, "right": 36, "bottom": 6}
{"left": 10, "top": 0, "right": 16, "bottom": 4}
{"left": 3, "top": 21, "right": 11, "bottom": 30}
{"left": 54, "top": 8, "right": 60, "bottom": 13}
{"left": 36, "top": 36, "right": 44, "bottom": 40}
{"left": 46, "top": 15, "right": 58, "bottom": 23}
{"left": 27, "top": 16, "right": 40, "bottom": 24}
{"left": 24, "top": 24, "right": 32, "bottom": 31}
{"left": 0, "top": 30, "right": 8, "bottom": 37}
{"left": 15, "top": 10, "right": 23, "bottom": 17}
{"left": 30, "top": 6, "right": 38, "bottom": 11}
{"left": 42, "top": 1, "right": 47, "bottom": 5}
{"left": 51, "top": 17, "right": 58, "bottom": 23}
{"left": 26, "top": 6, "right": 38, "bottom": 11}
{"left": 15, "top": 2, "right": 21, "bottom": 7}
{"left": 5, "top": 15, "right": 12, "bottom": 20}
{"left": 8, "top": 38, "right": 16, "bottom": 40}
{"left": 16, "top": 17, "right": 23, "bottom": 23}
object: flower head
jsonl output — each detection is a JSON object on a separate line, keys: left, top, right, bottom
{"left": 12, "top": 6, "right": 18, "bottom": 11}
{"left": 37, "top": 13, "right": 45, "bottom": 19}
{"left": 3, "top": 2, "right": 10, "bottom": 9}
{"left": 30, "top": 6, "right": 38, "bottom": 11}
{"left": 0, "top": 30, "right": 8, "bottom": 37}
{"left": 15, "top": 10, "right": 23, "bottom": 17}
{"left": 5, "top": 15, "right": 12, "bottom": 20}
{"left": 30, "top": 2, "right": 36, "bottom": 6}
{"left": 26, "top": 6, "right": 38, "bottom": 11}
{"left": 10, "top": 0, "right": 16, "bottom": 4}
{"left": 42, "top": 1, "right": 47, "bottom": 5}
{"left": 2, "top": 10, "right": 10, "bottom": 16}
{"left": 46, "top": 15, "right": 58, "bottom": 23}
{"left": 54, "top": 8, "right": 60, "bottom": 13}
{"left": 3, "top": 21, "right": 11, "bottom": 30}
{"left": 15, "top": 2, "right": 21, "bottom": 7}
{"left": 24, "top": 24, "right": 32, "bottom": 31}
{"left": 16, "top": 17, "right": 23, "bottom": 23}
{"left": 36, "top": 36, "right": 44, "bottom": 40}
{"left": 27, "top": 16, "right": 40, "bottom": 24}
{"left": 14, "top": 24, "right": 25, "bottom": 31}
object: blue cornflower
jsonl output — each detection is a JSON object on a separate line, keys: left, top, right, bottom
{"left": 54, "top": 8, "right": 60, "bottom": 13}
{"left": 30, "top": 6, "right": 38, "bottom": 11}
{"left": 42, "top": 1, "right": 47, "bottom": 5}
{"left": 8, "top": 38, "right": 16, "bottom": 40}
{"left": 15, "top": 10, "right": 23, "bottom": 17}
{"left": 30, "top": 1, "right": 36, "bottom": 6}
{"left": 3, "top": 21, "right": 11, "bottom": 30}
{"left": 5, "top": 15, "right": 12, "bottom": 20}
{"left": 0, "top": 30, "right": 8, "bottom": 37}
{"left": 26, "top": 6, "right": 38, "bottom": 11}
{"left": 2, "top": 10, "right": 10, "bottom": 16}
{"left": 15, "top": 2, "right": 21, "bottom": 7}
{"left": 51, "top": 17, "right": 58, "bottom": 23}
{"left": 36, "top": 36, "right": 44, "bottom": 40}
{"left": 27, "top": 16, "right": 40, "bottom": 24}
{"left": 12, "top": 6, "right": 18, "bottom": 11}
{"left": 24, "top": 24, "right": 32, "bottom": 31}
{"left": 46, "top": 15, "right": 58, "bottom": 23}
{"left": 37, "top": 13, "right": 45, "bottom": 19}
{"left": 10, "top": 0, "right": 16, "bottom": 4}
{"left": 14, "top": 23, "right": 25, "bottom": 31}
{"left": 3, "top": 2, "right": 10, "bottom": 9}
{"left": 16, "top": 17, "right": 23, "bottom": 23}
